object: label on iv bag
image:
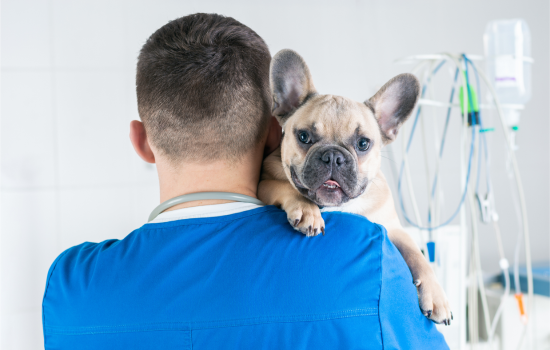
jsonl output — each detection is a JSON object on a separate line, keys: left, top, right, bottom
{"left": 494, "top": 55, "right": 517, "bottom": 88}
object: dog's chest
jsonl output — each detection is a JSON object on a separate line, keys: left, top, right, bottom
{"left": 319, "top": 196, "right": 369, "bottom": 216}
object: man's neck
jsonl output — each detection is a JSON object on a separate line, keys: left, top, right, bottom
{"left": 155, "top": 151, "right": 263, "bottom": 212}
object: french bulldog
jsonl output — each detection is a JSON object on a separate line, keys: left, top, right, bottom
{"left": 258, "top": 49, "right": 452, "bottom": 325}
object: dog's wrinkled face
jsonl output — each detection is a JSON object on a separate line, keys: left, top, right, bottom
{"left": 271, "top": 49, "right": 420, "bottom": 207}
{"left": 281, "top": 95, "right": 382, "bottom": 206}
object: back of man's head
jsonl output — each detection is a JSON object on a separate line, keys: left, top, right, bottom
{"left": 136, "top": 13, "right": 271, "bottom": 163}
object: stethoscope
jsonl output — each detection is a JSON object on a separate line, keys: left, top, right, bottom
{"left": 148, "top": 192, "right": 265, "bottom": 222}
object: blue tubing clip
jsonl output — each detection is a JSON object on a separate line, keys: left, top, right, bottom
{"left": 427, "top": 242, "right": 436, "bottom": 263}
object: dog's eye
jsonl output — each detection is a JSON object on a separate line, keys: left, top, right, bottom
{"left": 357, "top": 137, "right": 370, "bottom": 151}
{"left": 298, "top": 131, "right": 310, "bottom": 144}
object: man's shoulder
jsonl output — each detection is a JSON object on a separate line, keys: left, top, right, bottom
{"left": 322, "top": 210, "right": 383, "bottom": 233}
{"left": 43, "top": 207, "right": 386, "bottom": 302}
{"left": 43, "top": 206, "right": 385, "bottom": 325}
{"left": 141, "top": 206, "right": 385, "bottom": 256}
{"left": 42, "top": 206, "right": 447, "bottom": 349}
{"left": 44, "top": 207, "right": 384, "bottom": 289}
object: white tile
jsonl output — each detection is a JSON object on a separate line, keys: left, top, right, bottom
{"left": 130, "top": 184, "right": 160, "bottom": 227}
{"left": 52, "top": 0, "right": 127, "bottom": 68}
{"left": 1, "top": 309, "right": 44, "bottom": 350}
{"left": 122, "top": 1, "right": 199, "bottom": 68}
{"left": 55, "top": 70, "right": 133, "bottom": 187}
{"left": 1, "top": 71, "right": 56, "bottom": 189}
{"left": 0, "top": 0, "right": 52, "bottom": 68}
{"left": 0, "top": 190, "right": 58, "bottom": 313}
{"left": 123, "top": 68, "right": 139, "bottom": 122}
{"left": 58, "top": 187, "right": 135, "bottom": 251}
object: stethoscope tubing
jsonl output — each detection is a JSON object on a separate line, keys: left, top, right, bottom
{"left": 148, "top": 192, "right": 265, "bottom": 222}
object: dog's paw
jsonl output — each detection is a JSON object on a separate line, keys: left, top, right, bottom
{"left": 415, "top": 276, "right": 453, "bottom": 325}
{"left": 283, "top": 200, "right": 325, "bottom": 237}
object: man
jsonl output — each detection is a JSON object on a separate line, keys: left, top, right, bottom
{"left": 42, "top": 13, "right": 448, "bottom": 349}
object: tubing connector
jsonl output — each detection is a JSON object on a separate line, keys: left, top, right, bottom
{"left": 514, "top": 293, "right": 528, "bottom": 324}
{"left": 427, "top": 241, "right": 436, "bottom": 263}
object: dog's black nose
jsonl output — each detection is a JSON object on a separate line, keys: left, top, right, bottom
{"left": 321, "top": 149, "right": 345, "bottom": 166}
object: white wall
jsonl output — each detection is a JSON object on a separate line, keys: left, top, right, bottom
{"left": 1, "top": 0, "right": 548, "bottom": 348}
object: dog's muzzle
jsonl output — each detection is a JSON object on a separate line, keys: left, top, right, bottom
{"left": 290, "top": 145, "right": 366, "bottom": 206}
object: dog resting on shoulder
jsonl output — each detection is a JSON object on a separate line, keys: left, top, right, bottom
{"left": 258, "top": 49, "right": 452, "bottom": 325}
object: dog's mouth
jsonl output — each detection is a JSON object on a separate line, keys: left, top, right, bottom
{"left": 291, "top": 167, "right": 349, "bottom": 206}
{"left": 290, "top": 166, "right": 368, "bottom": 206}
{"left": 291, "top": 167, "right": 345, "bottom": 191}
{"left": 322, "top": 180, "right": 340, "bottom": 189}
{"left": 316, "top": 179, "right": 346, "bottom": 206}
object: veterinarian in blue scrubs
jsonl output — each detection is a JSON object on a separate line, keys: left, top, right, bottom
{"left": 42, "top": 13, "right": 448, "bottom": 349}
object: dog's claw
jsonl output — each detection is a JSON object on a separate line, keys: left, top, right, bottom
{"left": 321, "top": 227, "right": 325, "bottom": 235}
{"left": 451, "top": 312, "right": 453, "bottom": 320}
{"left": 416, "top": 274, "right": 451, "bottom": 325}
{"left": 283, "top": 200, "right": 325, "bottom": 238}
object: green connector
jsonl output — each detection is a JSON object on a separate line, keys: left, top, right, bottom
{"left": 480, "top": 128, "right": 495, "bottom": 133}
{"left": 458, "top": 75, "right": 480, "bottom": 126}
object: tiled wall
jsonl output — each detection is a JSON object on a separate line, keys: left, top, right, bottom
{"left": 2, "top": 0, "right": 548, "bottom": 348}
{"left": 1, "top": 1, "right": 161, "bottom": 348}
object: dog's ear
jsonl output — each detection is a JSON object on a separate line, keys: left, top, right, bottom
{"left": 270, "top": 49, "right": 317, "bottom": 125}
{"left": 366, "top": 73, "right": 420, "bottom": 144}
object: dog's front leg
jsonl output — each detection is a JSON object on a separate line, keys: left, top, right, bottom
{"left": 258, "top": 179, "right": 325, "bottom": 236}
{"left": 387, "top": 227, "right": 452, "bottom": 325}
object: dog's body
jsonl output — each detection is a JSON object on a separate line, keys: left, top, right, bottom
{"left": 258, "top": 50, "right": 452, "bottom": 324}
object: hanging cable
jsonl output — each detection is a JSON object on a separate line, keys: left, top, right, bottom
{"left": 397, "top": 56, "right": 476, "bottom": 231}
{"left": 396, "top": 53, "right": 532, "bottom": 349}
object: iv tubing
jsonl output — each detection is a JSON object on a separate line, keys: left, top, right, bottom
{"left": 467, "top": 59, "right": 533, "bottom": 349}
{"left": 465, "top": 56, "right": 512, "bottom": 347}
{"left": 463, "top": 56, "right": 493, "bottom": 344}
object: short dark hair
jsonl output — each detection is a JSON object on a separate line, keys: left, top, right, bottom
{"left": 136, "top": 13, "right": 271, "bottom": 162}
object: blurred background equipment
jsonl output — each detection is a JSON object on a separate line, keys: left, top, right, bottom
{"left": 394, "top": 18, "right": 548, "bottom": 349}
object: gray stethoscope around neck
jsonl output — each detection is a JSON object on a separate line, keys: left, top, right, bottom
{"left": 148, "top": 192, "right": 265, "bottom": 222}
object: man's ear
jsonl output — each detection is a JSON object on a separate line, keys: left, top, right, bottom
{"left": 367, "top": 73, "right": 420, "bottom": 144}
{"left": 130, "top": 120, "right": 155, "bottom": 163}
{"left": 270, "top": 49, "right": 317, "bottom": 125}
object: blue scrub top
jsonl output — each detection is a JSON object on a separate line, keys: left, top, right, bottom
{"left": 42, "top": 206, "right": 448, "bottom": 349}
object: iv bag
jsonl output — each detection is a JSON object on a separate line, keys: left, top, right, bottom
{"left": 484, "top": 19, "right": 532, "bottom": 126}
